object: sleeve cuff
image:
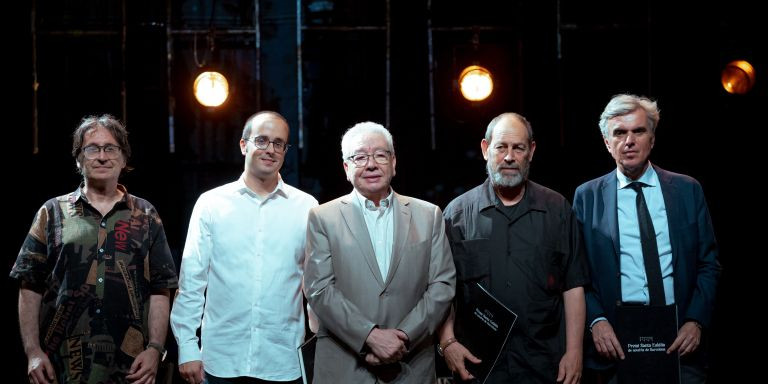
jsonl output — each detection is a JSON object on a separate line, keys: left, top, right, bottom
{"left": 589, "top": 317, "right": 607, "bottom": 332}
{"left": 177, "top": 342, "right": 203, "bottom": 365}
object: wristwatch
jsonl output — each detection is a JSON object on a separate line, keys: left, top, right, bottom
{"left": 437, "top": 337, "right": 458, "bottom": 356}
{"left": 146, "top": 342, "right": 167, "bottom": 362}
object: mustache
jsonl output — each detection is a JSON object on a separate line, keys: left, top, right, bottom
{"left": 497, "top": 164, "right": 520, "bottom": 170}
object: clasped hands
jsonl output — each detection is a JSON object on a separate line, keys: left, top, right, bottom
{"left": 591, "top": 319, "right": 702, "bottom": 360}
{"left": 364, "top": 328, "right": 409, "bottom": 365}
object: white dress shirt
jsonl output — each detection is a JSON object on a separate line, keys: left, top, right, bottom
{"left": 171, "top": 175, "right": 318, "bottom": 380}
{"left": 352, "top": 189, "right": 394, "bottom": 280}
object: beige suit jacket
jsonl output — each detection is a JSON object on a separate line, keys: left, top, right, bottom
{"left": 304, "top": 191, "right": 456, "bottom": 383}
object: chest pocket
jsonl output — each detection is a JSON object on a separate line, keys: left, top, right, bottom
{"left": 452, "top": 238, "right": 491, "bottom": 282}
{"left": 509, "top": 245, "right": 566, "bottom": 298}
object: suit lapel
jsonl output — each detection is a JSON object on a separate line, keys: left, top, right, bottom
{"left": 655, "top": 165, "right": 679, "bottom": 266}
{"left": 339, "top": 193, "right": 386, "bottom": 287}
{"left": 385, "top": 193, "right": 411, "bottom": 288}
{"left": 600, "top": 173, "right": 621, "bottom": 260}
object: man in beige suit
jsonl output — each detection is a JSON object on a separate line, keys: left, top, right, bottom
{"left": 303, "top": 121, "right": 456, "bottom": 383}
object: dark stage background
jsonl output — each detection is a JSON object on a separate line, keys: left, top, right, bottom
{"left": 4, "top": 1, "right": 764, "bottom": 382}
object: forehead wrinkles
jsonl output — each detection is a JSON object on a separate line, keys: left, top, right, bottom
{"left": 492, "top": 130, "right": 528, "bottom": 146}
{"left": 609, "top": 111, "right": 646, "bottom": 130}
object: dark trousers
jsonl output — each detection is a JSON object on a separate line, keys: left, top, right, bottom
{"left": 204, "top": 372, "right": 302, "bottom": 384}
{"left": 583, "top": 363, "right": 706, "bottom": 384}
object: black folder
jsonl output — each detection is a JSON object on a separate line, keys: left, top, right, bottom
{"left": 297, "top": 335, "right": 317, "bottom": 384}
{"left": 614, "top": 304, "right": 680, "bottom": 384}
{"left": 459, "top": 282, "right": 518, "bottom": 384}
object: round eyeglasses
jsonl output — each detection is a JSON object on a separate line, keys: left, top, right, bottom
{"left": 246, "top": 136, "right": 290, "bottom": 153}
{"left": 82, "top": 144, "right": 122, "bottom": 160}
{"left": 347, "top": 150, "right": 392, "bottom": 168}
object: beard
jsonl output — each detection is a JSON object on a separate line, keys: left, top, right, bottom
{"left": 487, "top": 161, "right": 527, "bottom": 188}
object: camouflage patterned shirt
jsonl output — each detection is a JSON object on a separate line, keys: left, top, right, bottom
{"left": 10, "top": 185, "right": 178, "bottom": 384}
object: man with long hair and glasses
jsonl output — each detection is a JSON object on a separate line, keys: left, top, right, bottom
{"left": 11, "top": 114, "right": 178, "bottom": 384}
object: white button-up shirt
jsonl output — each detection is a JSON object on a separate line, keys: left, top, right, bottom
{"left": 353, "top": 189, "right": 394, "bottom": 280}
{"left": 171, "top": 175, "right": 318, "bottom": 380}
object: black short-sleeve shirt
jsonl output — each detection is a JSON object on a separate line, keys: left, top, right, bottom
{"left": 444, "top": 178, "right": 589, "bottom": 382}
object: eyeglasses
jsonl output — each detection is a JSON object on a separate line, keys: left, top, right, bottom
{"left": 82, "top": 144, "right": 122, "bottom": 159}
{"left": 246, "top": 136, "right": 290, "bottom": 153}
{"left": 347, "top": 150, "right": 392, "bottom": 168}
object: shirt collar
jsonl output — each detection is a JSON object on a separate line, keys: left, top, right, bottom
{"left": 72, "top": 183, "right": 132, "bottom": 209}
{"left": 615, "top": 162, "right": 658, "bottom": 190}
{"left": 353, "top": 188, "right": 393, "bottom": 212}
{"left": 235, "top": 173, "right": 288, "bottom": 200}
{"left": 479, "top": 177, "right": 551, "bottom": 216}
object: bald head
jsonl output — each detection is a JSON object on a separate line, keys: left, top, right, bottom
{"left": 485, "top": 112, "right": 534, "bottom": 144}
{"left": 242, "top": 111, "right": 289, "bottom": 139}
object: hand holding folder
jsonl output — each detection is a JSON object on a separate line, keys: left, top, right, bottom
{"left": 455, "top": 283, "right": 518, "bottom": 384}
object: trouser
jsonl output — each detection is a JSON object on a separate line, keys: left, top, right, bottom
{"left": 204, "top": 372, "right": 302, "bottom": 384}
{"left": 583, "top": 363, "right": 706, "bottom": 384}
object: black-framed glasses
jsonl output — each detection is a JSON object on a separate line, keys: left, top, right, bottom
{"left": 246, "top": 136, "right": 290, "bottom": 153}
{"left": 347, "top": 150, "right": 392, "bottom": 168}
{"left": 82, "top": 144, "right": 122, "bottom": 159}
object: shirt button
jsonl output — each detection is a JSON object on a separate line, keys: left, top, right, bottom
{"left": 98, "top": 278, "right": 104, "bottom": 283}
{"left": 95, "top": 309, "right": 101, "bottom": 314}
{"left": 100, "top": 221, "right": 106, "bottom": 227}
{"left": 99, "top": 248, "right": 104, "bottom": 253}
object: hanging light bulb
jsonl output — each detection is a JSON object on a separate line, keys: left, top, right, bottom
{"left": 721, "top": 60, "right": 756, "bottom": 95}
{"left": 194, "top": 71, "right": 229, "bottom": 107}
{"left": 459, "top": 65, "right": 493, "bottom": 102}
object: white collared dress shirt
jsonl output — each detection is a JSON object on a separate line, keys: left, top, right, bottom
{"left": 352, "top": 189, "right": 394, "bottom": 280}
{"left": 171, "top": 175, "right": 318, "bottom": 380}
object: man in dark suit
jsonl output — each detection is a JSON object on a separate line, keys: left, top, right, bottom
{"left": 573, "top": 94, "right": 721, "bottom": 383}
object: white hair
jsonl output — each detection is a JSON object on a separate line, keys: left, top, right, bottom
{"left": 340, "top": 121, "right": 395, "bottom": 159}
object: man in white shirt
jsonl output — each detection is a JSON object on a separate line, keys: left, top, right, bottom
{"left": 171, "top": 111, "right": 318, "bottom": 384}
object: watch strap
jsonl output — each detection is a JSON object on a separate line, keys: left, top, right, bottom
{"left": 146, "top": 342, "right": 167, "bottom": 362}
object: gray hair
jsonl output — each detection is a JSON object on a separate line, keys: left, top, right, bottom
{"left": 485, "top": 112, "right": 534, "bottom": 143}
{"left": 598, "top": 94, "right": 660, "bottom": 138}
{"left": 340, "top": 121, "right": 395, "bottom": 159}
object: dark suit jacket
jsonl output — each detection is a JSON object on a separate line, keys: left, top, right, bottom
{"left": 572, "top": 165, "right": 720, "bottom": 369}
